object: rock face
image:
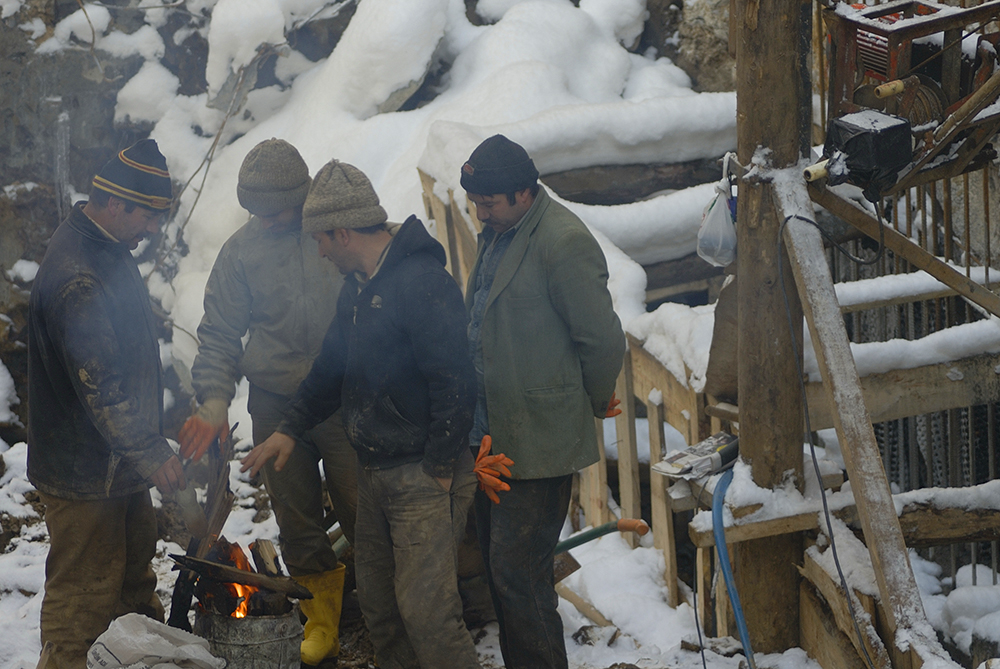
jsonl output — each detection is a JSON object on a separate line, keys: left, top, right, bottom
{"left": 675, "top": 0, "right": 736, "bottom": 92}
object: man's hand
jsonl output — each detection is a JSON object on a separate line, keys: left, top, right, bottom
{"left": 151, "top": 455, "right": 186, "bottom": 495}
{"left": 475, "top": 435, "right": 513, "bottom": 504}
{"left": 178, "top": 398, "right": 230, "bottom": 462}
{"left": 240, "top": 432, "right": 296, "bottom": 478}
{"left": 605, "top": 391, "right": 622, "bottom": 418}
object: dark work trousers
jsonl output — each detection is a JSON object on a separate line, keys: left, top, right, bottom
{"left": 354, "top": 450, "right": 481, "bottom": 669}
{"left": 249, "top": 384, "right": 358, "bottom": 577}
{"left": 39, "top": 489, "right": 163, "bottom": 669}
{"left": 475, "top": 474, "right": 573, "bottom": 669}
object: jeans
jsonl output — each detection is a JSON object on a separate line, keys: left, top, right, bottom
{"left": 476, "top": 475, "right": 573, "bottom": 669}
{"left": 39, "top": 489, "right": 163, "bottom": 669}
{"left": 354, "top": 450, "right": 480, "bottom": 669}
{"left": 249, "top": 383, "right": 358, "bottom": 576}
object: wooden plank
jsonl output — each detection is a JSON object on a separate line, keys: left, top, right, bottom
{"left": 783, "top": 212, "right": 953, "bottom": 665}
{"left": 417, "top": 168, "right": 458, "bottom": 280}
{"left": 799, "top": 552, "right": 891, "bottom": 669}
{"left": 628, "top": 333, "right": 700, "bottom": 444}
{"left": 555, "top": 581, "right": 613, "bottom": 627}
{"left": 807, "top": 183, "right": 1000, "bottom": 318}
{"left": 696, "top": 547, "right": 715, "bottom": 637}
{"left": 448, "top": 194, "right": 478, "bottom": 289}
{"left": 689, "top": 508, "right": 819, "bottom": 548}
{"left": 838, "top": 287, "right": 957, "bottom": 314}
{"left": 579, "top": 417, "right": 612, "bottom": 527}
{"left": 803, "top": 351, "right": 1000, "bottom": 431}
{"left": 800, "top": 582, "right": 870, "bottom": 669}
{"left": 647, "top": 399, "right": 679, "bottom": 607}
{"left": 615, "top": 354, "right": 641, "bottom": 548}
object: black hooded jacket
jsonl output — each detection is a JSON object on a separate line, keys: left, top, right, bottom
{"left": 278, "top": 216, "right": 475, "bottom": 478}
{"left": 27, "top": 203, "right": 173, "bottom": 499}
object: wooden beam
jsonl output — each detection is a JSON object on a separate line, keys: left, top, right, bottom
{"left": 807, "top": 183, "right": 1000, "bottom": 318}
{"left": 799, "top": 552, "right": 891, "bottom": 669}
{"left": 644, "top": 252, "right": 725, "bottom": 294}
{"left": 615, "top": 354, "right": 642, "bottom": 548}
{"left": 628, "top": 333, "right": 707, "bottom": 444}
{"left": 804, "top": 351, "right": 1000, "bottom": 431}
{"left": 696, "top": 547, "right": 715, "bottom": 637}
{"left": 647, "top": 399, "right": 679, "bottom": 607}
{"left": 800, "top": 582, "right": 871, "bottom": 669}
{"left": 783, "top": 212, "right": 955, "bottom": 666}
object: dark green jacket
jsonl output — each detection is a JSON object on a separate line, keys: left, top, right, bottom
{"left": 465, "top": 189, "right": 625, "bottom": 479}
{"left": 191, "top": 217, "right": 343, "bottom": 403}
{"left": 27, "top": 203, "right": 173, "bottom": 499}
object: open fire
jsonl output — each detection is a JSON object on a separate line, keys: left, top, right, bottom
{"left": 198, "top": 538, "right": 260, "bottom": 618}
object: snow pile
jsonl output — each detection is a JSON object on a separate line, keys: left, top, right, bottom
{"left": 0, "top": 357, "right": 20, "bottom": 425}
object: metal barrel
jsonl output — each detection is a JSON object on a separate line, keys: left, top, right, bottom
{"left": 193, "top": 606, "right": 303, "bottom": 668}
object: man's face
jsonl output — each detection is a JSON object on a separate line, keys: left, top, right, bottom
{"left": 468, "top": 189, "right": 534, "bottom": 235}
{"left": 110, "top": 203, "right": 164, "bottom": 250}
{"left": 313, "top": 230, "right": 355, "bottom": 275}
{"left": 256, "top": 207, "right": 301, "bottom": 232}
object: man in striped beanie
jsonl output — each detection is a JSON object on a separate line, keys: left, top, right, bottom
{"left": 27, "top": 138, "right": 183, "bottom": 668}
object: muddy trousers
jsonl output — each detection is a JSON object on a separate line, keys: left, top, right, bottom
{"left": 38, "top": 489, "right": 164, "bottom": 669}
{"left": 354, "top": 451, "right": 481, "bottom": 669}
{"left": 476, "top": 474, "right": 573, "bottom": 669}
{"left": 249, "top": 384, "right": 359, "bottom": 576}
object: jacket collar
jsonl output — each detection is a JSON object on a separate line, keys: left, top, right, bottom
{"left": 472, "top": 189, "right": 550, "bottom": 312}
{"left": 66, "top": 201, "right": 124, "bottom": 246}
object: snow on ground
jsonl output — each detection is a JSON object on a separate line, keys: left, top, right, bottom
{"left": 4, "top": 0, "right": 1000, "bottom": 666}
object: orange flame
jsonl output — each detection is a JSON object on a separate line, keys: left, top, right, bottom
{"left": 218, "top": 539, "right": 260, "bottom": 618}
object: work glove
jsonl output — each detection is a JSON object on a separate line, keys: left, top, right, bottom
{"left": 605, "top": 391, "right": 622, "bottom": 418}
{"left": 475, "top": 435, "right": 513, "bottom": 504}
{"left": 178, "top": 398, "right": 230, "bottom": 463}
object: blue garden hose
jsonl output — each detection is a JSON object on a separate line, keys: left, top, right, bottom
{"left": 713, "top": 468, "right": 756, "bottom": 669}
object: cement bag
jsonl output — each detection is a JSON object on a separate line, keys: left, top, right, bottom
{"left": 87, "top": 613, "right": 225, "bottom": 669}
{"left": 696, "top": 176, "right": 737, "bottom": 268}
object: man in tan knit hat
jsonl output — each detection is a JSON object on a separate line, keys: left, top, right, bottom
{"left": 242, "top": 159, "right": 481, "bottom": 669}
{"left": 179, "top": 139, "right": 358, "bottom": 666}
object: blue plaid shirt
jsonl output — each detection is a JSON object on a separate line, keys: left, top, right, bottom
{"left": 467, "top": 224, "right": 518, "bottom": 448}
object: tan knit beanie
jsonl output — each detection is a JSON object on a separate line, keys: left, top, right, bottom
{"left": 237, "top": 138, "right": 311, "bottom": 216}
{"left": 302, "top": 159, "right": 388, "bottom": 233}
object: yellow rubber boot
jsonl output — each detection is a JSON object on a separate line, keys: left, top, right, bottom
{"left": 295, "top": 564, "right": 346, "bottom": 665}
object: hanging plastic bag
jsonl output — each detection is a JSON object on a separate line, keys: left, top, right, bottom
{"left": 696, "top": 153, "right": 737, "bottom": 268}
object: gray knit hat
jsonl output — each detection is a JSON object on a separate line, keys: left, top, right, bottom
{"left": 302, "top": 159, "right": 388, "bottom": 233}
{"left": 237, "top": 138, "right": 311, "bottom": 216}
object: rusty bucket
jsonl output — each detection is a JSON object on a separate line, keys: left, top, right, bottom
{"left": 193, "top": 606, "right": 302, "bottom": 668}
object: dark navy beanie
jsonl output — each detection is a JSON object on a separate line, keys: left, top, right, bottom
{"left": 460, "top": 135, "right": 539, "bottom": 195}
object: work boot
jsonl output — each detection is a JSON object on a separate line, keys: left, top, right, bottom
{"left": 295, "top": 564, "right": 346, "bottom": 665}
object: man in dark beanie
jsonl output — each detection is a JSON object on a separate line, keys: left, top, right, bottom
{"left": 27, "top": 138, "right": 184, "bottom": 668}
{"left": 242, "top": 159, "right": 482, "bottom": 669}
{"left": 462, "top": 134, "right": 625, "bottom": 669}
{"left": 179, "top": 138, "right": 358, "bottom": 666}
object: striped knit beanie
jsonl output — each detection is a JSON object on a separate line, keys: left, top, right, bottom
{"left": 237, "top": 139, "right": 311, "bottom": 216}
{"left": 303, "top": 159, "right": 387, "bottom": 233}
{"left": 91, "top": 139, "right": 172, "bottom": 211}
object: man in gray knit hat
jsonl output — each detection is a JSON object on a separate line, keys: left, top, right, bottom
{"left": 180, "top": 139, "right": 358, "bottom": 666}
{"left": 243, "top": 159, "right": 481, "bottom": 669}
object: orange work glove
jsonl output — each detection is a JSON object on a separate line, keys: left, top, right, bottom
{"left": 474, "top": 435, "right": 513, "bottom": 504}
{"left": 178, "top": 398, "right": 230, "bottom": 463}
{"left": 605, "top": 391, "right": 622, "bottom": 418}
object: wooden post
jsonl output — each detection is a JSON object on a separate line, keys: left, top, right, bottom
{"left": 579, "top": 417, "right": 612, "bottom": 527}
{"left": 732, "top": 0, "right": 810, "bottom": 652}
{"left": 647, "top": 399, "right": 679, "bottom": 607}
{"left": 614, "top": 354, "right": 642, "bottom": 548}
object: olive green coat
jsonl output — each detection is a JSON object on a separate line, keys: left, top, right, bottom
{"left": 465, "top": 189, "right": 625, "bottom": 479}
{"left": 191, "top": 217, "right": 343, "bottom": 404}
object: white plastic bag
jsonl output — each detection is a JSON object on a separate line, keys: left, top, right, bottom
{"left": 696, "top": 155, "right": 737, "bottom": 268}
{"left": 87, "top": 613, "right": 225, "bottom": 669}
